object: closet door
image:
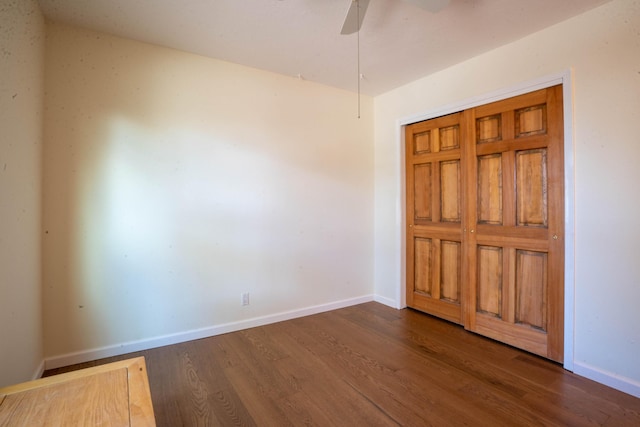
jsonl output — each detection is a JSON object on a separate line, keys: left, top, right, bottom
{"left": 465, "top": 86, "right": 564, "bottom": 362}
{"left": 406, "top": 112, "right": 465, "bottom": 324}
{"left": 405, "top": 85, "right": 564, "bottom": 362}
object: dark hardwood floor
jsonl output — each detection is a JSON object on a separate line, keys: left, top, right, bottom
{"left": 44, "top": 302, "right": 640, "bottom": 426}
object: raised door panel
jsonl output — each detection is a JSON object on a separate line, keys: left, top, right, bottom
{"left": 477, "top": 154, "right": 503, "bottom": 225}
{"left": 414, "top": 164, "right": 432, "bottom": 220}
{"left": 414, "top": 237, "right": 433, "bottom": 295}
{"left": 441, "top": 160, "right": 461, "bottom": 222}
{"left": 440, "top": 240, "right": 461, "bottom": 304}
{"left": 515, "top": 250, "right": 547, "bottom": 330}
{"left": 516, "top": 149, "right": 548, "bottom": 227}
{"left": 477, "top": 245, "right": 503, "bottom": 318}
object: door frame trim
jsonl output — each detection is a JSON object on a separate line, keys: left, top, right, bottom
{"left": 395, "top": 69, "right": 575, "bottom": 371}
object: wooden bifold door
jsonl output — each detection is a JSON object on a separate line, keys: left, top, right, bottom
{"left": 406, "top": 85, "right": 564, "bottom": 362}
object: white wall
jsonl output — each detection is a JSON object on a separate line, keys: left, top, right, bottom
{"left": 42, "top": 23, "right": 374, "bottom": 362}
{"left": 0, "top": 0, "right": 44, "bottom": 387}
{"left": 374, "top": 0, "right": 640, "bottom": 395}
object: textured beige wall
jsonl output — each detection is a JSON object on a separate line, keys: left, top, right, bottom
{"left": 42, "top": 23, "right": 374, "bottom": 359}
{"left": 0, "top": 0, "right": 44, "bottom": 387}
{"left": 374, "top": 0, "right": 640, "bottom": 392}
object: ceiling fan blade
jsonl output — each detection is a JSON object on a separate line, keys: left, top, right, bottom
{"left": 340, "top": 0, "right": 370, "bottom": 35}
{"left": 404, "top": 0, "right": 450, "bottom": 13}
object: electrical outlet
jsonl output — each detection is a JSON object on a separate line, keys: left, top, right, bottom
{"left": 241, "top": 292, "right": 250, "bottom": 306}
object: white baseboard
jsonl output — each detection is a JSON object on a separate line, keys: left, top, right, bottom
{"left": 32, "top": 359, "right": 45, "bottom": 380}
{"left": 573, "top": 361, "right": 640, "bottom": 398}
{"left": 373, "top": 294, "right": 398, "bottom": 309}
{"left": 40, "top": 297, "right": 640, "bottom": 401}
{"left": 44, "top": 295, "right": 376, "bottom": 370}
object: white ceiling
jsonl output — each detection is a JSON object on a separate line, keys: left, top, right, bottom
{"left": 37, "top": 0, "right": 611, "bottom": 96}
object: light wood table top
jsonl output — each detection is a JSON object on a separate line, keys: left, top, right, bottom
{"left": 0, "top": 357, "right": 155, "bottom": 426}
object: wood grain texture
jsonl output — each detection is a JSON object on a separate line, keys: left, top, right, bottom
{"left": 406, "top": 111, "right": 464, "bottom": 324}
{"left": 2, "top": 357, "right": 155, "bottom": 426}
{"left": 43, "top": 303, "right": 640, "bottom": 427}
{"left": 440, "top": 160, "right": 460, "bottom": 222}
{"left": 0, "top": 369, "right": 129, "bottom": 426}
{"left": 466, "top": 85, "right": 564, "bottom": 361}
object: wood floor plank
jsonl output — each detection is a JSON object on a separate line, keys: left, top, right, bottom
{"left": 184, "top": 339, "right": 258, "bottom": 427}
{"left": 281, "top": 317, "right": 439, "bottom": 425}
{"left": 289, "top": 310, "right": 518, "bottom": 426}
{"left": 43, "top": 302, "right": 640, "bottom": 426}
{"left": 270, "top": 319, "right": 402, "bottom": 426}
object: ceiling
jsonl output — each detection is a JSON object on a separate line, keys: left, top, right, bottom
{"left": 37, "top": 0, "right": 611, "bottom": 96}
